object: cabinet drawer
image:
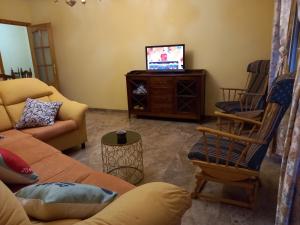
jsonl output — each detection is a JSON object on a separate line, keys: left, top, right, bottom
{"left": 151, "top": 103, "right": 173, "bottom": 113}
{"left": 151, "top": 95, "right": 173, "bottom": 104}
{"left": 151, "top": 87, "right": 174, "bottom": 96}
{"left": 150, "top": 77, "right": 173, "bottom": 88}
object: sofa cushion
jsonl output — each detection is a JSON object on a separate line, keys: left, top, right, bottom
{"left": 0, "top": 97, "right": 12, "bottom": 131}
{"left": 75, "top": 182, "right": 191, "bottom": 225}
{"left": 30, "top": 219, "right": 80, "bottom": 225}
{"left": 80, "top": 172, "right": 135, "bottom": 196}
{"left": 0, "top": 147, "right": 39, "bottom": 184}
{"left": 31, "top": 154, "right": 78, "bottom": 182}
{"left": 43, "top": 161, "right": 93, "bottom": 183}
{"left": 30, "top": 153, "right": 135, "bottom": 196}
{"left": 22, "top": 120, "right": 77, "bottom": 142}
{"left": 0, "top": 78, "right": 52, "bottom": 106}
{"left": 1, "top": 130, "right": 135, "bottom": 196}
{"left": 16, "top": 182, "right": 117, "bottom": 221}
{"left": 0, "top": 180, "right": 31, "bottom": 225}
{"left": 16, "top": 98, "right": 62, "bottom": 129}
{"left": 0, "top": 130, "right": 59, "bottom": 165}
{"left": 6, "top": 96, "right": 51, "bottom": 125}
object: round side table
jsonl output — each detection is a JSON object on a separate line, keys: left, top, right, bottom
{"left": 101, "top": 130, "right": 144, "bottom": 185}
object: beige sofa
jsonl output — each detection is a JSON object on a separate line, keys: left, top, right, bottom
{"left": 0, "top": 78, "right": 87, "bottom": 150}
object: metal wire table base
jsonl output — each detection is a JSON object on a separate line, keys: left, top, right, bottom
{"left": 101, "top": 140, "right": 144, "bottom": 185}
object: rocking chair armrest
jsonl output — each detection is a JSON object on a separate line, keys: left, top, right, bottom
{"left": 220, "top": 87, "right": 246, "bottom": 91}
{"left": 237, "top": 92, "right": 264, "bottom": 97}
{"left": 214, "top": 111, "right": 262, "bottom": 126}
{"left": 196, "top": 126, "right": 266, "bottom": 145}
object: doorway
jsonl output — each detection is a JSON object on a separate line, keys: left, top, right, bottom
{"left": 0, "top": 52, "right": 4, "bottom": 74}
{"left": 0, "top": 19, "right": 59, "bottom": 89}
{"left": 0, "top": 23, "right": 35, "bottom": 77}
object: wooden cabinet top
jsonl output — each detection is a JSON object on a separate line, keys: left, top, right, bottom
{"left": 126, "top": 69, "right": 206, "bottom": 77}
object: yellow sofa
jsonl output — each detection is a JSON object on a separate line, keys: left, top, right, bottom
{"left": 0, "top": 78, "right": 87, "bottom": 151}
{"left": 0, "top": 180, "right": 191, "bottom": 225}
{"left": 0, "top": 78, "right": 192, "bottom": 225}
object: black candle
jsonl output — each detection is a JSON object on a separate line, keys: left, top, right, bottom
{"left": 116, "top": 130, "right": 127, "bottom": 144}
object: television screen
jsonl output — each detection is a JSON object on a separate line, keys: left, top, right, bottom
{"left": 146, "top": 44, "right": 185, "bottom": 71}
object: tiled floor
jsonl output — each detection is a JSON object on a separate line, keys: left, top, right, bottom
{"left": 66, "top": 109, "right": 280, "bottom": 225}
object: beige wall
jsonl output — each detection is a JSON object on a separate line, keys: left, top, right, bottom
{"left": 2, "top": 0, "right": 274, "bottom": 115}
{"left": 0, "top": 0, "right": 32, "bottom": 22}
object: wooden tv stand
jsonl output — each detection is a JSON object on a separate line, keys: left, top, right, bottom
{"left": 125, "top": 70, "right": 206, "bottom": 122}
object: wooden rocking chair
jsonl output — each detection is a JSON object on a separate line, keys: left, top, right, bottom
{"left": 216, "top": 60, "right": 270, "bottom": 119}
{"left": 188, "top": 74, "right": 294, "bottom": 208}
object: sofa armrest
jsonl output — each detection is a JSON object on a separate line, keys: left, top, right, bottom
{"left": 75, "top": 182, "right": 191, "bottom": 225}
{"left": 49, "top": 86, "right": 88, "bottom": 125}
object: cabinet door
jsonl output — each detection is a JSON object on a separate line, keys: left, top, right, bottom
{"left": 175, "top": 77, "right": 200, "bottom": 117}
{"left": 127, "top": 77, "right": 149, "bottom": 112}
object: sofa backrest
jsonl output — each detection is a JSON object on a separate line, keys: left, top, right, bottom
{"left": 0, "top": 181, "right": 31, "bottom": 225}
{"left": 0, "top": 97, "right": 12, "bottom": 131}
{"left": 0, "top": 78, "right": 53, "bottom": 126}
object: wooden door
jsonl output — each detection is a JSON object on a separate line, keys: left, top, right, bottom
{"left": 28, "top": 23, "right": 59, "bottom": 89}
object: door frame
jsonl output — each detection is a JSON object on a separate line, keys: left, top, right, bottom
{"left": 0, "top": 19, "right": 31, "bottom": 27}
{"left": 0, "top": 51, "right": 4, "bottom": 74}
{"left": 0, "top": 19, "right": 59, "bottom": 88}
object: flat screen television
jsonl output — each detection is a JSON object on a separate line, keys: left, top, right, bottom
{"left": 145, "top": 44, "right": 185, "bottom": 71}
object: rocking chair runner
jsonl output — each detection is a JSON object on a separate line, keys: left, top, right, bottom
{"left": 216, "top": 60, "right": 270, "bottom": 117}
{"left": 188, "top": 74, "right": 294, "bottom": 208}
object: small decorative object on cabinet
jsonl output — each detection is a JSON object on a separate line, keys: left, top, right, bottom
{"left": 125, "top": 70, "right": 206, "bottom": 122}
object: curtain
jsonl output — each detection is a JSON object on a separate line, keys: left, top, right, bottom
{"left": 269, "top": 0, "right": 296, "bottom": 156}
{"left": 269, "top": 0, "right": 294, "bottom": 85}
{"left": 273, "top": 0, "right": 300, "bottom": 224}
{"left": 276, "top": 68, "right": 300, "bottom": 225}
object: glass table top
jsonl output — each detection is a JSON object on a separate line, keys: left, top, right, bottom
{"left": 101, "top": 130, "right": 141, "bottom": 146}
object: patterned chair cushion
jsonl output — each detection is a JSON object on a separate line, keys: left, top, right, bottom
{"left": 16, "top": 98, "right": 62, "bottom": 129}
{"left": 188, "top": 135, "right": 248, "bottom": 168}
{"left": 267, "top": 75, "right": 295, "bottom": 110}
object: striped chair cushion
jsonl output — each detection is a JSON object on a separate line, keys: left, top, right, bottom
{"left": 188, "top": 135, "right": 248, "bottom": 168}
{"left": 245, "top": 104, "right": 286, "bottom": 170}
{"left": 245, "top": 75, "right": 294, "bottom": 169}
{"left": 246, "top": 60, "right": 270, "bottom": 94}
{"left": 215, "top": 101, "right": 241, "bottom": 113}
{"left": 247, "top": 60, "right": 270, "bottom": 75}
